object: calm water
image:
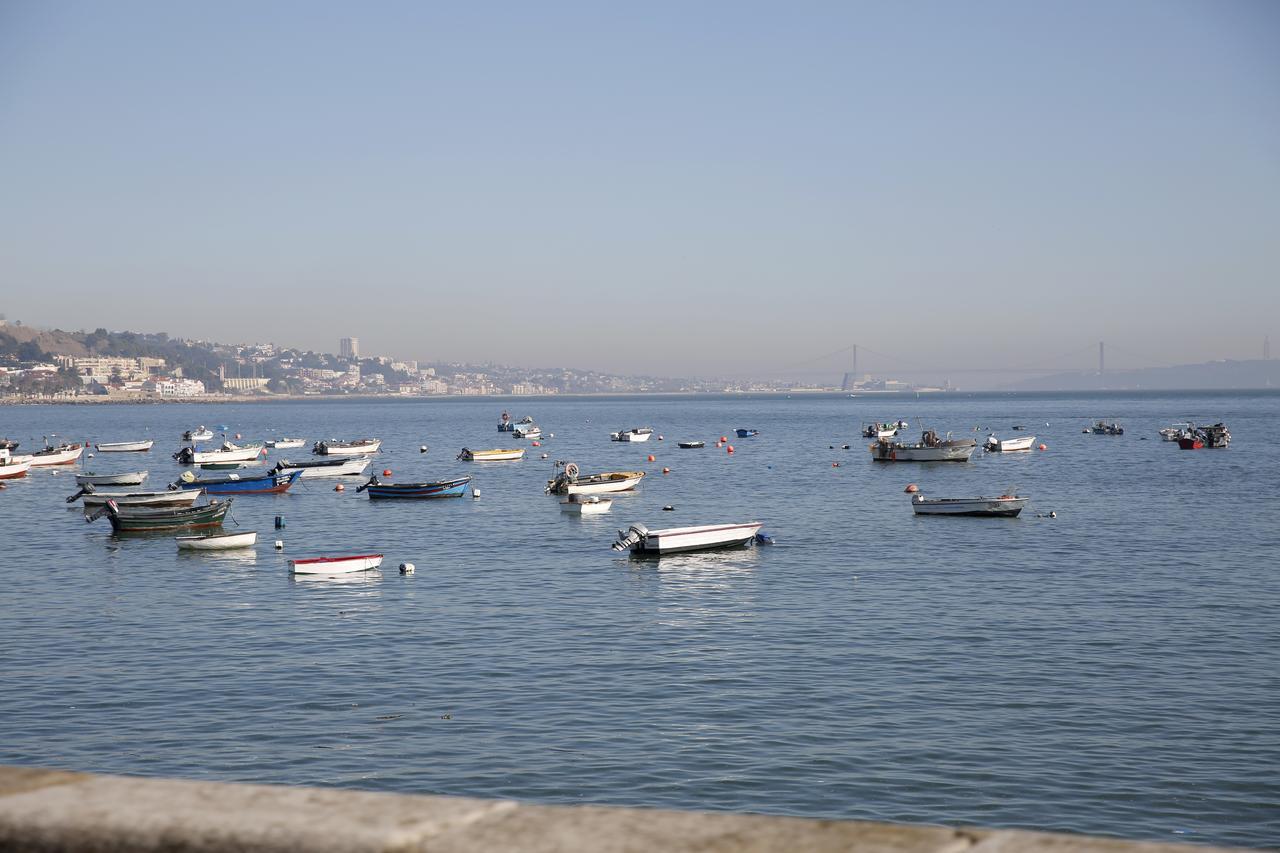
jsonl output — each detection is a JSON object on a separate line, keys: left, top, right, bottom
{"left": 1, "top": 393, "right": 1277, "bottom": 847}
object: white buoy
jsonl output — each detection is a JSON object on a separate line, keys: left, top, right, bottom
{"left": 87, "top": 453, "right": 95, "bottom": 459}
{"left": 472, "top": 488, "right": 481, "bottom": 499}
{"left": 547, "top": 433, "right": 554, "bottom": 438}
{"left": 399, "top": 562, "right": 415, "bottom": 575}
{"left": 274, "top": 540, "right": 284, "bottom": 550}
{"left": 540, "top": 453, "right": 548, "bottom": 459}
{"left": 419, "top": 445, "right": 428, "bottom": 453}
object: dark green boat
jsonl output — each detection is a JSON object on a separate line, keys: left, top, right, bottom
{"left": 86, "top": 498, "right": 233, "bottom": 533}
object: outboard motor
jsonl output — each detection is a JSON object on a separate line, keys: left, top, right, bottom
{"left": 611, "top": 523, "right": 649, "bottom": 552}
{"left": 355, "top": 475, "right": 380, "bottom": 493}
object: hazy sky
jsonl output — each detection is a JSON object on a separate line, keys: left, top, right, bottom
{"left": 2, "top": 1, "right": 1277, "bottom": 378}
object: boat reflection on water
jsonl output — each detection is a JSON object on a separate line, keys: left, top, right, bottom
{"left": 288, "top": 568, "right": 384, "bottom": 587}
{"left": 176, "top": 549, "right": 259, "bottom": 567}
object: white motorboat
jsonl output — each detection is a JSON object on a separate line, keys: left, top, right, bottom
{"left": 313, "top": 438, "right": 382, "bottom": 456}
{"left": 176, "top": 530, "right": 258, "bottom": 551}
{"left": 911, "top": 494, "right": 1027, "bottom": 517}
{"left": 183, "top": 427, "right": 215, "bottom": 442}
{"left": 984, "top": 434, "right": 1037, "bottom": 452}
{"left": 609, "top": 427, "right": 654, "bottom": 442}
{"left": 28, "top": 443, "right": 85, "bottom": 467}
{"left": 457, "top": 447, "right": 525, "bottom": 461}
{"left": 1159, "top": 424, "right": 1191, "bottom": 441}
{"left": 72, "top": 488, "right": 203, "bottom": 508}
{"left": 265, "top": 437, "right": 307, "bottom": 449}
{"left": 612, "top": 521, "right": 763, "bottom": 555}
{"left": 869, "top": 430, "right": 976, "bottom": 462}
{"left": 546, "top": 463, "right": 645, "bottom": 495}
{"left": 75, "top": 470, "right": 149, "bottom": 487}
{"left": 512, "top": 425, "right": 542, "bottom": 440}
{"left": 272, "top": 457, "right": 371, "bottom": 478}
{"left": 289, "top": 553, "right": 384, "bottom": 575}
{"left": 175, "top": 441, "right": 265, "bottom": 465}
{"left": 0, "top": 454, "right": 31, "bottom": 479}
{"left": 95, "top": 440, "right": 154, "bottom": 453}
{"left": 561, "top": 494, "right": 613, "bottom": 515}
{"left": 862, "top": 423, "right": 898, "bottom": 439}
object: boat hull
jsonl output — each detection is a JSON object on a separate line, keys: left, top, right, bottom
{"left": 561, "top": 497, "right": 612, "bottom": 514}
{"left": 290, "top": 554, "right": 384, "bottom": 574}
{"left": 548, "top": 471, "right": 645, "bottom": 495}
{"left": 274, "top": 457, "right": 371, "bottom": 478}
{"left": 1178, "top": 437, "right": 1205, "bottom": 450}
{"left": 0, "top": 461, "right": 31, "bottom": 479}
{"left": 985, "top": 435, "right": 1037, "bottom": 452}
{"left": 95, "top": 500, "right": 232, "bottom": 533}
{"left": 96, "top": 440, "right": 154, "bottom": 452}
{"left": 735, "top": 429, "right": 759, "bottom": 438}
{"left": 75, "top": 471, "right": 149, "bottom": 487}
{"left": 314, "top": 439, "right": 382, "bottom": 456}
{"left": 912, "top": 496, "right": 1026, "bottom": 517}
{"left": 869, "top": 442, "right": 975, "bottom": 462}
{"left": 622, "top": 522, "right": 763, "bottom": 555}
{"left": 176, "top": 531, "right": 258, "bottom": 550}
{"left": 265, "top": 439, "right": 306, "bottom": 449}
{"left": 29, "top": 445, "right": 85, "bottom": 466}
{"left": 175, "top": 470, "right": 302, "bottom": 494}
{"left": 364, "top": 477, "right": 471, "bottom": 499}
{"left": 81, "top": 490, "right": 203, "bottom": 508}
{"left": 187, "top": 446, "right": 264, "bottom": 464}
{"left": 460, "top": 448, "right": 525, "bottom": 461}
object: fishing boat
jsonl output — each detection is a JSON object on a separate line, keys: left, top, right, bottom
{"left": 735, "top": 428, "right": 760, "bottom": 438}
{"left": 95, "top": 440, "right": 154, "bottom": 453}
{"left": 171, "top": 469, "right": 302, "bottom": 495}
{"left": 911, "top": 494, "right": 1027, "bottom": 517}
{"left": 271, "top": 457, "right": 371, "bottom": 478}
{"left": 174, "top": 441, "right": 265, "bottom": 465}
{"left": 983, "top": 434, "right": 1037, "bottom": 452}
{"left": 183, "top": 427, "right": 215, "bottom": 442}
{"left": 609, "top": 427, "right": 654, "bottom": 442}
{"left": 313, "top": 438, "right": 382, "bottom": 456}
{"left": 75, "top": 470, "right": 149, "bottom": 487}
{"left": 1089, "top": 421, "right": 1124, "bottom": 435}
{"left": 289, "top": 553, "right": 384, "bottom": 575}
{"left": 869, "top": 430, "right": 977, "bottom": 462}
{"left": 69, "top": 486, "right": 203, "bottom": 508}
{"left": 0, "top": 453, "right": 31, "bottom": 479}
{"left": 1177, "top": 434, "right": 1205, "bottom": 450}
{"left": 265, "top": 437, "right": 307, "bottom": 449}
{"left": 546, "top": 463, "right": 645, "bottom": 495}
{"left": 862, "top": 423, "right": 898, "bottom": 439}
{"left": 356, "top": 474, "right": 472, "bottom": 499}
{"left": 458, "top": 447, "right": 525, "bottom": 461}
{"left": 513, "top": 424, "right": 542, "bottom": 440}
{"left": 1159, "top": 425, "right": 1190, "bottom": 441}
{"left": 28, "top": 442, "right": 85, "bottom": 467}
{"left": 1178, "top": 422, "right": 1230, "bottom": 450}
{"left": 176, "top": 530, "right": 257, "bottom": 550}
{"left": 612, "top": 521, "right": 763, "bottom": 555}
{"left": 677, "top": 441, "right": 705, "bottom": 449}
{"left": 561, "top": 494, "right": 612, "bottom": 515}
{"left": 85, "top": 498, "right": 232, "bottom": 533}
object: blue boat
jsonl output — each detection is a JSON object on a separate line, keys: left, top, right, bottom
{"left": 356, "top": 474, "right": 472, "bottom": 499}
{"left": 172, "top": 469, "right": 302, "bottom": 495}
{"left": 735, "top": 428, "right": 760, "bottom": 438}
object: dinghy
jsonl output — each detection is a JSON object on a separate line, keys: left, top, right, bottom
{"left": 85, "top": 498, "right": 232, "bottom": 533}
{"left": 176, "top": 531, "right": 257, "bottom": 550}
{"left": 313, "top": 438, "right": 382, "bottom": 456}
{"left": 609, "top": 428, "right": 654, "bottom": 442}
{"left": 457, "top": 447, "right": 525, "bottom": 461}
{"left": 677, "top": 441, "right": 705, "bottom": 449}
{"left": 561, "top": 494, "right": 612, "bottom": 515}
{"left": 545, "top": 463, "right": 644, "bottom": 495}
{"left": 289, "top": 553, "right": 384, "bottom": 575}
{"left": 174, "top": 441, "right": 265, "bottom": 465}
{"left": 95, "top": 440, "right": 154, "bottom": 452}
{"left": 356, "top": 475, "right": 472, "bottom": 499}
{"left": 983, "top": 434, "right": 1037, "bottom": 452}
{"left": 172, "top": 469, "right": 302, "bottom": 495}
{"left": 272, "top": 458, "right": 371, "bottom": 479}
{"left": 612, "top": 521, "right": 763, "bottom": 555}
{"left": 183, "top": 427, "right": 215, "bottom": 442}
{"left": 75, "top": 470, "right": 149, "bottom": 487}
{"left": 911, "top": 494, "right": 1027, "bottom": 517}
{"left": 70, "top": 486, "right": 203, "bottom": 508}
{"left": 265, "top": 437, "right": 307, "bottom": 449}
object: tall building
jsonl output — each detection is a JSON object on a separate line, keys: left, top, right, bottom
{"left": 340, "top": 337, "right": 360, "bottom": 359}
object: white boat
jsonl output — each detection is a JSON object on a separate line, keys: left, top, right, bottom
{"left": 561, "top": 494, "right": 613, "bottom": 515}
{"left": 95, "top": 440, "right": 154, "bottom": 453}
{"left": 0, "top": 455, "right": 31, "bottom": 479}
{"left": 457, "top": 447, "right": 525, "bottom": 461}
{"left": 28, "top": 443, "right": 86, "bottom": 467}
{"left": 289, "top": 553, "right": 384, "bottom": 575}
{"left": 74, "top": 488, "right": 203, "bottom": 508}
{"left": 983, "top": 434, "right": 1037, "bottom": 452}
{"left": 513, "top": 425, "right": 542, "bottom": 440}
{"left": 612, "top": 521, "right": 763, "bottom": 555}
{"left": 1159, "top": 424, "right": 1191, "bottom": 441}
{"left": 869, "top": 430, "right": 976, "bottom": 462}
{"left": 546, "top": 463, "right": 645, "bottom": 495}
{"left": 176, "top": 530, "right": 258, "bottom": 550}
{"left": 265, "top": 437, "right": 307, "bottom": 449}
{"left": 75, "top": 470, "right": 149, "bottom": 487}
{"left": 183, "top": 427, "right": 215, "bottom": 442}
{"left": 177, "top": 442, "right": 265, "bottom": 465}
{"left": 609, "top": 427, "right": 654, "bottom": 442}
{"left": 313, "top": 438, "right": 382, "bottom": 456}
{"left": 911, "top": 494, "right": 1027, "bottom": 517}
{"left": 862, "top": 423, "right": 898, "bottom": 439}
{"left": 272, "top": 457, "right": 371, "bottom": 478}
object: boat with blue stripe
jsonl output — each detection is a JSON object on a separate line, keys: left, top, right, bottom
{"left": 172, "top": 469, "right": 302, "bottom": 495}
{"left": 356, "top": 474, "right": 472, "bottom": 499}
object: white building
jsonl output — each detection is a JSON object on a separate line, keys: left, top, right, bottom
{"left": 340, "top": 337, "right": 360, "bottom": 359}
{"left": 143, "top": 377, "right": 206, "bottom": 397}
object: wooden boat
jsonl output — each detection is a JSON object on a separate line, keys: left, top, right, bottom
{"left": 609, "top": 427, "right": 654, "bottom": 442}
{"left": 174, "top": 441, "right": 265, "bottom": 465}
{"left": 272, "top": 457, "right": 371, "bottom": 478}
{"left": 612, "top": 521, "right": 763, "bottom": 555}
{"left": 70, "top": 486, "right": 203, "bottom": 508}
{"left": 176, "top": 530, "right": 257, "bottom": 550}
{"left": 911, "top": 494, "right": 1027, "bottom": 517}
{"left": 95, "top": 440, "right": 154, "bottom": 453}
{"left": 735, "top": 428, "right": 759, "bottom": 438}
{"left": 172, "top": 469, "right": 302, "bottom": 495}
{"left": 183, "top": 427, "right": 215, "bottom": 442}
{"left": 86, "top": 498, "right": 232, "bottom": 533}
{"left": 75, "top": 470, "right": 149, "bottom": 487}
{"left": 458, "top": 447, "right": 525, "bottom": 461}
{"left": 28, "top": 442, "right": 85, "bottom": 467}
{"left": 983, "top": 434, "right": 1037, "bottom": 452}
{"left": 0, "top": 457, "right": 31, "bottom": 479}
{"left": 546, "top": 463, "right": 644, "bottom": 495}
{"left": 561, "top": 494, "right": 612, "bottom": 515}
{"left": 313, "top": 438, "right": 382, "bottom": 456}
{"left": 289, "top": 553, "right": 384, "bottom": 575}
{"left": 869, "top": 430, "right": 976, "bottom": 462}
{"left": 265, "top": 437, "right": 306, "bottom": 449}
{"left": 677, "top": 441, "right": 704, "bottom": 449}
{"left": 513, "top": 424, "right": 542, "bottom": 440}
{"left": 356, "top": 474, "right": 472, "bottom": 499}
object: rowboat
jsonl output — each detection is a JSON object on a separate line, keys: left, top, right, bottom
{"left": 95, "top": 440, "right": 154, "bottom": 453}
{"left": 735, "top": 428, "right": 759, "bottom": 438}
{"left": 86, "top": 498, "right": 232, "bottom": 533}
{"left": 545, "top": 463, "right": 644, "bottom": 495}
{"left": 869, "top": 430, "right": 976, "bottom": 462}
{"left": 172, "top": 469, "right": 302, "bottom": 495}
{"left": 983, "top": 434, "right": 1037, "bottom": 452}
{"left": 271, "top": 458, "right": 371, "bottom": 478}
{"left": 612, "top": 521, "right": 763, "bottom": 555}
{"left": 265, "top": 437, "right": 306, "bottom": 449}
{"left": 677, "top": 441, "right": 704, "bottom": 449}
{"left": 289, "top": 553, "right": 384, "bottom": 575}
{"left": 356, "top": 474, "right": 472, "bottom": 499}
{"left": 174, "top": 441, "right": 265, "bottom": 465}
{"left": 561, "top": 494, "right": 612, "bottom": 515}
{"left": 313, "top": 438, "right": 382, "bottom": 456}
{"left": 610, "top": 428, "right": 654, "bottom": 442}
{"left": 75, "top": 470, "right": 149, "bottom": 487}
{"left": 911, "top": 494, "right": 1027, "bottom": 517}
{"left": 0, "top": 458, "right": 31, "bottom": 479}
{"left": 183, "top": 427, "right": 215, "bottom": 442}
{"left": 176, "top": 530, "right": 258, "bottom": 550}
{"left": 28, "top": 443, "right": 85, "bottom": 467}
{"left": 70, "top": 486, "right": 203, "bottom": 508}
{"left": 458, "top": 447, "right": 525, "bottom": 461}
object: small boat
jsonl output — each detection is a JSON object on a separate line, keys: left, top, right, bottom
{"left": 1199, "top": 423, "right": 1231, "bottom": 448}
{"left": 272, "top": 458, "right": 371, "bottom": 478}
{"left": 458, "top": 447, "right": 525, "bottom": 461}
{"left": 546, "top": 463, "right": 644, "bottom": 495}
{"left": 95, "top": 440, "right": 154, "bottom": 453}
{"left": 1089, "top": 421, "right": 1124, "bottom": 435}
{"left": 513, "top": 424, "right": 542, "bottom": 440}
{"left": 28, "top": 442, "right": 85, "bottom": 467}
{"left": 356, "top": 474, "right": 472, "bottom": 499}
{"left": 174, "top": 441, "right": 265, "bottom": 465}
{"left": 176, "top": 530, "right": 258, "bottom": 550}
{"left": 70, "top": 486, "right": 203, "bottom": 508}
{"left": 983, "top": 434, "right": 1037, "bottom": 453}
{"left": 313, "top": 438, "right": 382, "bottom": 456}
{"left": 735, "top": 428, "right": 760, "bottom": 438}
{"left": 610, "top": 427, "right": 654, "bottom": 442}
{"left": 183, "top": 427, "right": 215, "bottom": 442}
{"left": 1177, "top": 435, "right": 1205, "bottom": 450}
{"left": 75, "top": 470, "right": 149, "bottom": 487}
{"left": 561, "top": 494, "right": 612, "bottom": 515}
{"left": 1158, "top": 426, "right": 1188, "bottom": 441}
{"left": 911, "top": 494, "right": 1027, "bottom": 517}
{"left": 0, "top": 454, "right": 31, "bottom": 479}
{"left": 498, "top": 412, "right": 516, "bottom": 432}
{"left": 862, "top": 423, "right": 898, "bottom": 439}
{"left": 265, "top": 437, "right": 307, "bottom": 449}
{"left": 172, "top": 469, "right": 302, "bottom": 495}
{"left": 612, "top": 521, "right": 764, "bottom": 555}
{"left": 289, "top": 553, "right": 384, "bottom": 575}
{"left": 677, "top": 441, "right": 705, "bottom": 449}
{"left": 869, "top": 430, "right": 976, "bottom": 462}
{"left": 85, "top": 498, "right": 232, "bottom": 533}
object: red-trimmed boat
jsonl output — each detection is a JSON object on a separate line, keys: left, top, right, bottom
{"left": 289, "top": 554, "right": 384, "bottom": 575}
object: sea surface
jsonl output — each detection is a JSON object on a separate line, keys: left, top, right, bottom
{"left": 1, "top": 392, "right": 1277, "bottom": 847}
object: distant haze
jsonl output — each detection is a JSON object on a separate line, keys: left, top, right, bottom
{"left": 1, "top": 1, "right": 1277, "bottom": 378}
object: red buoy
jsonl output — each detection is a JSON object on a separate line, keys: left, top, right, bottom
{"left": 720, "top": 436, "right": 728, "bottom": 443}
{"left": 647, "top": 454, "right": 655, "bottom": 462}
{"left": 383, "top": 469, "right": 392, "bottom": 477}
{"left": 904, "top": 483, "right": 919, "bottom": 493}
{"left": 334, "top": 483, "right": 345, "bottom": 491}
{"left": 662, "top": 467, "right": 670, "bottom": 474}
{"left": 1039, "top": 443, "right": 1047, "bottom": 451}
{"left": 726, "top": 445, "right": 735, "bottom": 454}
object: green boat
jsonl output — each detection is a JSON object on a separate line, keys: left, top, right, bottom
{"left": 86, "top": 498, "right": 233, "bottom": 533}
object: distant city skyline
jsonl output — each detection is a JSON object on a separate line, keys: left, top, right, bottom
{"left": 2, "top": 1, "right": 1277, "bottom": 376}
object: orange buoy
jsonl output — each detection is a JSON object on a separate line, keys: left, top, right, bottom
{"left": 383, "top": 469, "right": 392, "bottom": 476}
{"left": 647, "top": 454, "right": 655, "bottom": 462}
{"left": 904, "top": 483, "right": 919, "bottom": 493}
{"left": 662, "top": 467, "right": 670, "bottom": 474}
{"left": 334, "top": 483, "right": 345, "bottom": 491}
{"left": 720, "top": 436, "right": 728, "bottom": 443}
{"left": 532, "top": 441, "right": 541, "bottom": 446}
{"left": 1039, "top": 443, "right": 1047, "bottom": 451}
{"left": 726, "top": 445, "right": 735, "bottom": 454}
{"left": 832, "top": 461, "right": 839, "bottom": 467}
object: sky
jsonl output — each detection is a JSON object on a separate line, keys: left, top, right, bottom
{"left": 1, "top": 0, "right": 1277, "bottom": 379}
